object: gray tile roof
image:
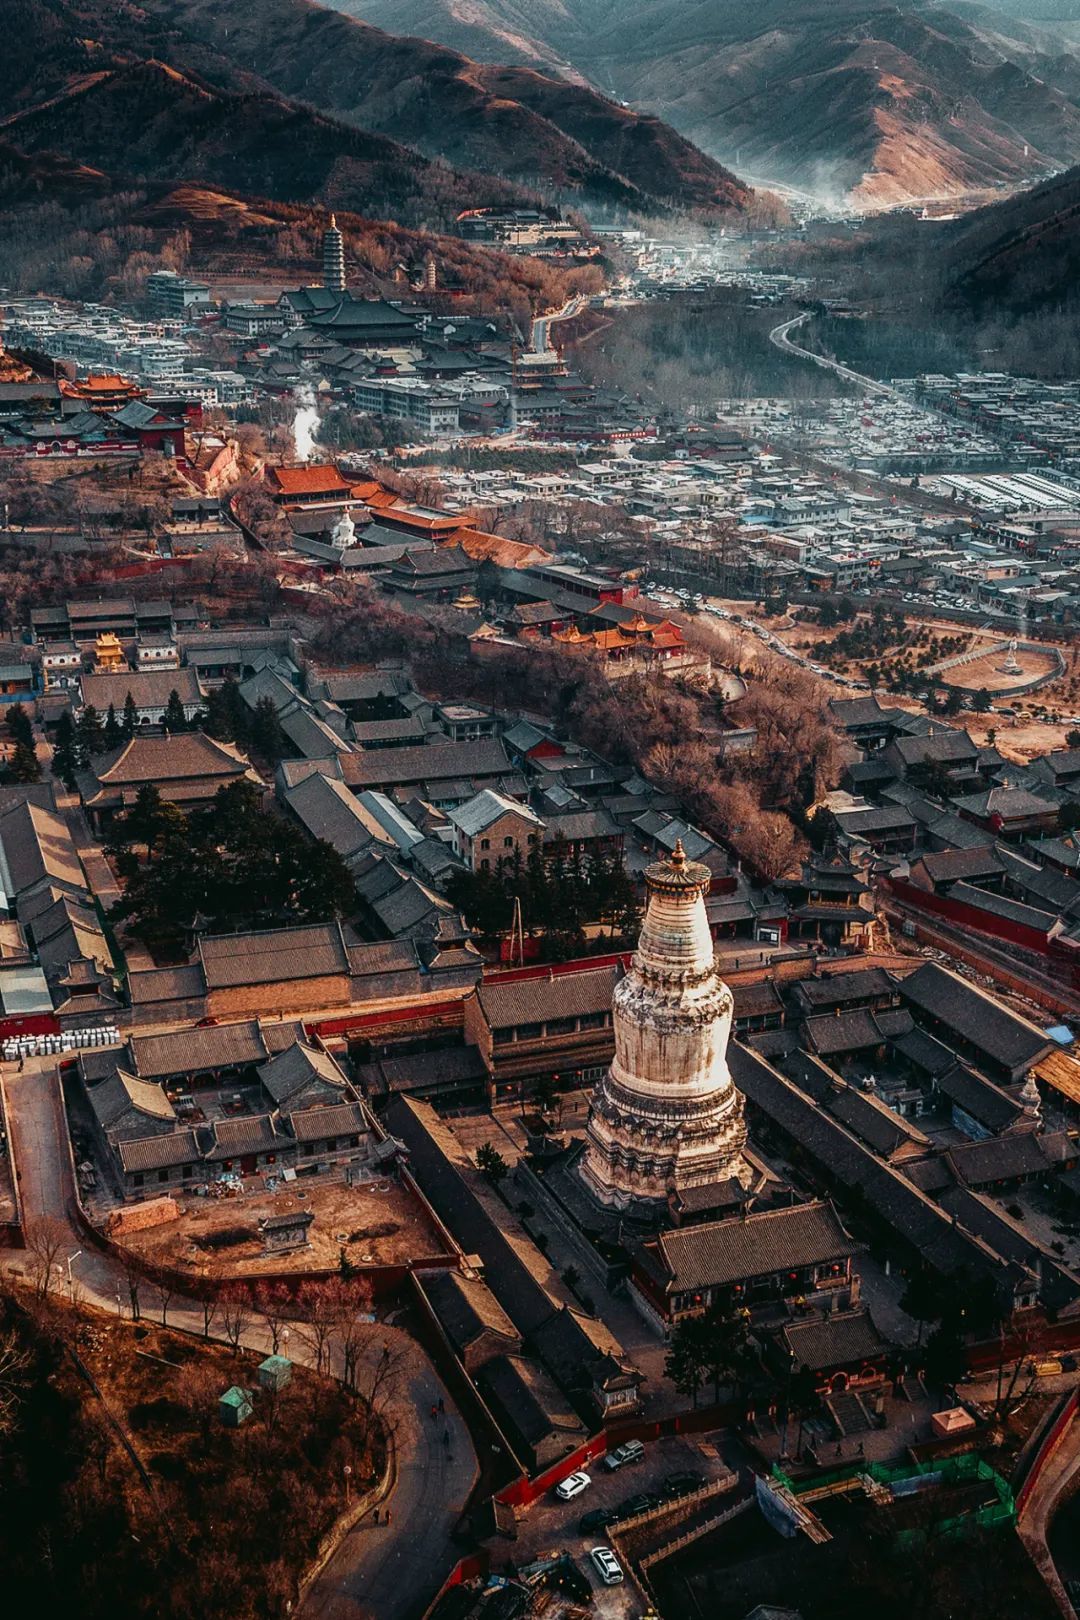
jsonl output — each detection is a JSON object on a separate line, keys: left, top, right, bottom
{"left": 475, "top": 964, "right": 619, "bottom": 1029}
{"left": 899, "top": 961, "right": 1051, "bottom": 1071}
{"left": 651, "top": 1201, "right": 857, "bottom": 1293}
{"left": 198, "top": 922, "right": 349, "bottom": 989}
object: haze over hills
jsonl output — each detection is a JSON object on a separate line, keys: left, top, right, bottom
{"left": 349, "top": 0, "right": 1080, "bottom": 204}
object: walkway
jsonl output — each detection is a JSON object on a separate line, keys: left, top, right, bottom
{"left": 2, "top": 1058, "right": 477, "bottom": 1620}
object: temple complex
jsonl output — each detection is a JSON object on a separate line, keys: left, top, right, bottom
{"left": 578, "top": 840, "right": 750, "bottom": 1209}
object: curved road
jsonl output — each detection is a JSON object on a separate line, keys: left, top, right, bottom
{"left": 531, "top": 294, "right": 588, "bottom": 354}
{"left": 769, "top": 310, "right": 898, "bottom": 399}
{"left": 1, "top": 1058, "right": 477, "bottom": 1620}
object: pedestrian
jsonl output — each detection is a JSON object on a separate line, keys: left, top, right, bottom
{"left": 437, "top": 1395, "right": 445, "bottom": 1415}
{"left": 385, "top": 1508, "right": 392, "bottom": 1526}
{"left": 430, "top": 1403, "right": 438, "bottom": 1420}
{"left": 442, "top": 1428, "right": 450, "bottom": 1448}
{"left": 373, "top": 1507, "right": 379, "bottom": 1525}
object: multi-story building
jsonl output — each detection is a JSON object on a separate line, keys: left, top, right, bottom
{"left": 146, "top": 271, "right": 211, "bottom": 319}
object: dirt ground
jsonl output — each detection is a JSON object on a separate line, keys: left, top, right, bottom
{"left": 945, "top": 643, "right": 1060, "bottom": 693}
{"left": 115, "top": 1173, "right": 449, "bottom": 1278}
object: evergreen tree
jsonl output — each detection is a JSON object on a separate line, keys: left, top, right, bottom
{"left": 8, "top": 740, "right": 40, "bottom": 783}
{"left": 103, "top": 703, "right": 123, "bottom": 750}
{"left": 664, "top": 1316, "right": 710, "bottom": 1409}
{"left": 52, "top": 710, "right": 78, "bottom": 789}
{"left": 75, "top": 704, "right": 106, "bottom": 761}
{"left": 5, "top": 704, "right": 33, "bottom": 750}
{"left": 162, "top": 689, "right": 188, "bottom": 735}
{"left": 249, "top": 695, "right": 284, "bottom": 761}
{"left": 122, "top": 690, "right": 138, "bottom": 739}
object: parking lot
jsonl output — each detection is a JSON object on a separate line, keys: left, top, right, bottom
{"left": 505, "top": 1432, "right": 742, "bottom": 1616}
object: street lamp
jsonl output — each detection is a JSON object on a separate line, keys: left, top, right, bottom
{"left": 115, "top": 1291, "right": 122, "bottom": 1318}
{"left": 343, "top": 1464, "right": 352, "bottom": 1503}
{"left": 65, "top": 1249, "right": 81, "bottom": 1301}
{"left": 282, "top": 1328, "right": 290, "bottom": 1358}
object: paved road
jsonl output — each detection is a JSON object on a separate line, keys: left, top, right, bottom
{"left": 1020, "top": 1410, "right": 1080, "bottom": 1619}
{"left": 768, "top": 311, "right": 898, "bottom": 399}
{"left": 531, "top": 294, "right": 588, "bottom": 354}
{"left": 2, "top": 1059, "right": 478, "bottom": 1620}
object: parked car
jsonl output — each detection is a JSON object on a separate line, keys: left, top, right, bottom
{"left": 604, "top": 1440, "right": 645, "bottom": 1472}
{"left": 615, "top": 1492, "right": 658, "bottom": 1521}
{"left": 589, "top": 1547, "right": 624, "bottom": 1586}
{"left": 555, "top": 1471, "right": 592, "bottom": 1502}
{"left": 579, "top": 1506, "right": 619, "bottom": 1535}
{"left": 661, "top": 1471, "right": 705, "bottom": 1499}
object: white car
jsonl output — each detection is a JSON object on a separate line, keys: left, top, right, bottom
{"left": 555, "top": 1471, "right": 592, "bottom": 1502}
{"left": 590, "top": 1547, "right": 624, "bottom": 1586}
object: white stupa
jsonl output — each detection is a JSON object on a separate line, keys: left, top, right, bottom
{"left": 331, "top": 506, "right": 357, "bottom": 550}
{"left": 578, "top": 840, "right": 750, "bottom": 1210}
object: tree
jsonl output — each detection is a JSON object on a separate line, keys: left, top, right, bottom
{"left": 699, "top": 1305, "right": 752, "bottom": 1403}
{"left": 23, "top": 1216, "right": 68, "bottom": 1300}
{"left": 75, "top": 704, "right": 106, "bottom": 761}
{"left": 253, "top": 1280, "right": 293, "bottom": 1355}
{"left": 122, "top": 689, "right": 138, "bottom": 739}
{"left": 220, "top": 1287, "right": 252, "bottom": 1357}
{"left": 973, "top": 688, "right": 992, "bottom": 713}
{"left": 533, "top": 1074, "right": 559, "bottom": 1117}
{"left": 249, "top": 695, "right": 284, "bottom": 761}
{"left": 900, "top": 1267, "right": 946, "bottom": 1350}
{"left": 476, "top": 1142, "right": 509, "bottom": 1184}
{"left": 5, "top": 704, "right": 32, "bottom": 750}
{"left": 162, "top": 688, "right": 188, "bottom": 735}
{"left": 1068, "top": 728, "right": 1080, "bottom": 750}
{"left": 52, "top": 709, "right": 78, "bottom": 789}
{"left": 103, "top": 702, "right": 123, "bottom": 749}
{"left": 7, "top": 740, "right": 39, "bottom": 783}
{"left": 664, "top": 1316, "right": 709, "bottom": 1409}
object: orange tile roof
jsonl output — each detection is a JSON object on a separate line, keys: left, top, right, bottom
{"left": 592, "top": 629, "right": 633, "bottom": 650}
{"left": 455, "top": 528, "right": 548, "bottom": 568}
{"left": 268, "top": 463, "right": 351, "bottom": 495}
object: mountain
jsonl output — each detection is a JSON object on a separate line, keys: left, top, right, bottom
{"left": 138, "top": 0, "right": 749, "bottom": 215}
{"left": 0, "top": 58, "right": 536, "bottom": 229}
{"left": 347, "top": 0, "right": 1080, "bottom": 204}
{"left": 941, "top": 161, "right": 1080, "bottom": 312}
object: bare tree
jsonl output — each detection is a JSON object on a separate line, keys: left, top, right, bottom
{"left": 200, "top": 1291, "right": 220, "bottom": 1341}
{"left": 120, "top": 1251, "right": 143, "bottom": 1322}
{"left": 220, "top": 1287, "right": 252, "bottom": 1358}
{"left": 295, "top": 1279, "right": 341, "bottom": 1375}
{"left": 0, "top": 1325, "right": 31, "bottom": 1434}
{"left": 253, "top": 1280, "right": 293, "bottom": 1354}
{"left": 151, "top": 1270, "right": 177, "bottom": 1328}
{"left": 23, "top": 1216, "right": 69, "bottom": 1300}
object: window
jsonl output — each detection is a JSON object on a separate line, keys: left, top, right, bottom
{"left": 516, "top": 1022, "right": 542, "bottom": 1040}
{"left": 158, "top": 1170, "right": 169, "bottom": 1183}
{"left": 545, "top": 1017, "right": 576, "bottom": 1036}
{"left": 503, "top": 836, "right": 515, "bottom": 848}
{"left": 480, "top": 837, "right": 490, "bottom": 850}
{"left": 493, "top": 1027, "right": 514, "bottom": 1045}
{"left": 133, "top": 1173, "right": 145, "bottom": 1188}
{"left": 480, "top": 858, "right": 490, "bottom": 870}
{"left": 579, "top": 1012, "right": 606, "bottom": 1031}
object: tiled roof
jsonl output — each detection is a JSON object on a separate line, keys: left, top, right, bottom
{"left": 286, "top": 1101, "right": 368, "bottom": 1142}
{"left": 80, "top": 666, "right": 201, "bottom": 711}
{"left": 421, "top": 1269, "right": 519, "bottom": 1353}
{"left": 257, "top": 1040, "right": 348, "bottom": 1104}
{"left": 117, "top": 1130, "right": 201, "bottom": 1173}
{"left": 0, "top": 801, "right": 86, "bottom": 897}
{"left": 899, "top": 961, "right": 1051, "bottom": 1070}
{"left": 267, "top": 463, "right": 352, "bottom": 496}
{"left": 129, "top": 1019, "right": 270, "bottom": 1079}
{"left": 475, "top": 964, "right": 619, "bottom": 1029}
{"left": 89, "top": 1070, "right": 177, "bottom": 1133}
{"left": 447, "top": 788, "right": 543, "bottom": 838}
{"left": 651, "top": 1201, "right": 857, "bottom": 1293}
{"left": 203, "top": 1114, "right": 292, "bottom": 1159}
{"left": 198, "top": 923, "right": 349, "bottom": 989}
{"left": 89, "top": 732, "right": 250, "bottom": 786}
{"left": 778, "top": 1308, "right": 887, "bottom": 1370}
{"left": 795, "top": 969, "right": 896, "bottom": 1010}
{"left": 341, "top": 739, "right": 510, "bottom": 790}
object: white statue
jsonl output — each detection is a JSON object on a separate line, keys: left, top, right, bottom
{"left": 331, "top": 506, "right": 356, "bottom": 550}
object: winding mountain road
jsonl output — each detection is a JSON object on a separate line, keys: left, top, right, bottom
{"left": 769, "top": 310, "right": 898, "bottom": 398}
{"left": 1, "top": 1057, "right": 477, "bottom": 1620}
